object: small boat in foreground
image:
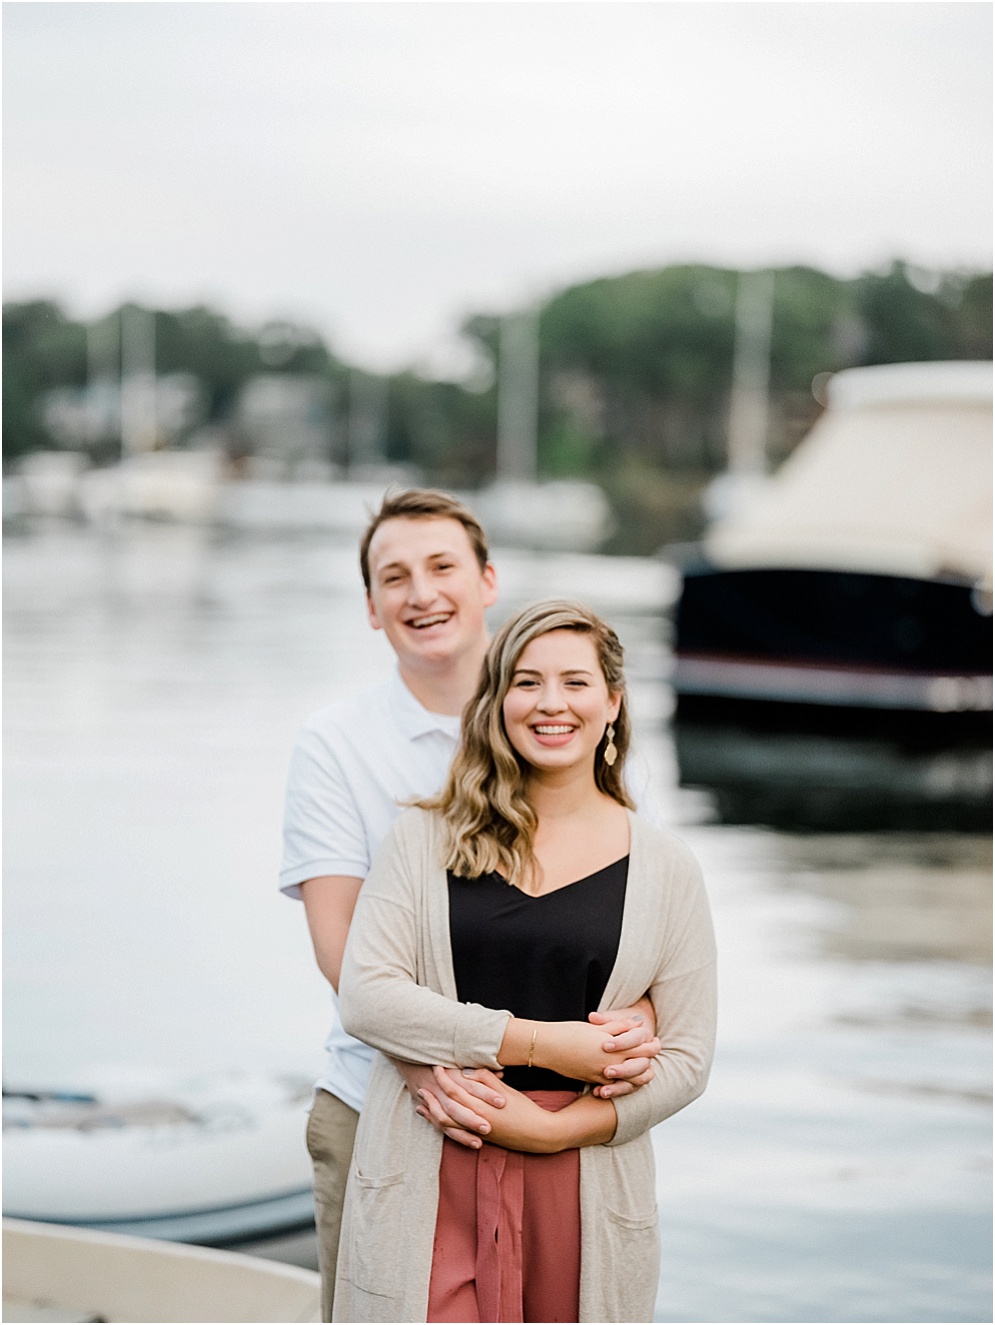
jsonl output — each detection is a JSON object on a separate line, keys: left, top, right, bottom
{"left": 2, "top": 1217, "right": 320, "bottom": 1322}
{"left": 2, "top": 1072, "right": 314, "bottom": 1245}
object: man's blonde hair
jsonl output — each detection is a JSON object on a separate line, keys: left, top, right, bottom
{"left": 421, "top": 599, "right": 633, "bottom": 888}
{"left": 359, "top": 488, "right": 489, "bottom": 592}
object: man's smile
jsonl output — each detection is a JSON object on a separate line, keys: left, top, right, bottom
{"left": 407, "top": 611, "right": 453, "bottom": 630}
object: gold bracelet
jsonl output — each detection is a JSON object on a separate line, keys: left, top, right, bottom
{"left": 527, "top": 1023, "right": 539, "bottom": 1069}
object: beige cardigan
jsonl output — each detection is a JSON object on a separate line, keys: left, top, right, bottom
{"left": 335, "top": 808, "right": 717, "bottom": 1323}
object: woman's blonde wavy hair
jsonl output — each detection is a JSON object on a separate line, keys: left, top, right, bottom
{"left": 420, "top": 599, "right": 634, "bottom": 888}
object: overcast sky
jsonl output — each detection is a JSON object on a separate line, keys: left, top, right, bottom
{"left": 3, "top": 2, "right": 991, "bottom": 374}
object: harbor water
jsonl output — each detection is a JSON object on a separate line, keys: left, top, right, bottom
{"left": 3, "top": 520, "right": 991, "bottom": 1323}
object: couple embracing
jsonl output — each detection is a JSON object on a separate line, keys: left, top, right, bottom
{"left": 280, "top": 489, "right": 716, "bottom": 1324}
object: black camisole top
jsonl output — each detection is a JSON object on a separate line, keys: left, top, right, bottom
{"left": 447, "top": 857, "right": 629, "bottom": 1091}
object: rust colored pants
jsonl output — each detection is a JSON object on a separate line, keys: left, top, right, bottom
{"left": 427, "top": 1091, "right": 581, "bottom": 1324}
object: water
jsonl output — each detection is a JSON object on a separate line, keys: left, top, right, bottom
{"left": 3, "top": 521, "right": 991, "bottom": 1323}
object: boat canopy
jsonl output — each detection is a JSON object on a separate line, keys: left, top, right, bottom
{"left": 706, "top": 361, "right": 993, "bottom": 585}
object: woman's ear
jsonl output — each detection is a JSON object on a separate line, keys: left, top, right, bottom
{"left": 608, "top": 692, "right": 622, "bottom": 723}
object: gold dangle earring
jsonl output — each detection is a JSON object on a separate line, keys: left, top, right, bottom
{"left": 603, "top": 723, "right": 618, "bottom": 767}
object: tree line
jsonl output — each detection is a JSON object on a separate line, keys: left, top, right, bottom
{"left": 4, "top": 260, "right": 990, "bottom": 550}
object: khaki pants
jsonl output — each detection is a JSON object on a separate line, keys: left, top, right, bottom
{"left": 306, "top": 1088, "right": 360, "bottom": 1323}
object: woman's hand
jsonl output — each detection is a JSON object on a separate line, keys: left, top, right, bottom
{"left": 496, "top": 1007, "right": 660, "bottom": 1086}
{"left": 588, "top": 1000, "right": 659, "bottom": 1098}
{"left": 589, "top": 995, "right": 656, "bottom": 1049}
{"left": 590, "top": 1058, "right": 656, "bottom": 1098}
{"left": 532, "top": 1017, "right": 660, "bottom": 1085}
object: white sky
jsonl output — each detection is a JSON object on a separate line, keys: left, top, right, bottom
{"left": 3, "top": 1, "right": 992, "bottom": 375}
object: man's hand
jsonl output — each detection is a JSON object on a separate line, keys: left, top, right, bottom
{"left": 419, "top": 1068, "right": 561, "bottom": 1152}
{"left": 588, "top": 996, "right": 659, "bottom": 1099}
{"left": 395, "top": 1061, "right": 506, "bottom": 1149}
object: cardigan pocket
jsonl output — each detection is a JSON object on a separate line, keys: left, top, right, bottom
{"left": 602, "top": 1130, "right": 658, "bottom": 1224}
{"left": 340, "top": 1063, "right": 413, "bottom": 1299}
{"left": 343, "top": 1167, "right": 408, "bottom": 1299}
{"left": 596, "top": 1132, "right": 660, "bottom": 1319}
{"left": 356, "top": 1167, "right": 406, "bottom": 1188}
{"left": 605, "top": 1205, "right": 659, "bottom": 1231}
{"left": 601, "top": 1201, "right": 660, "bottom": 1322}
{"left": 351, "top": 1058, "right": 413, "bottom": 1180}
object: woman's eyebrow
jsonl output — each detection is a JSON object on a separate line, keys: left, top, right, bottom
{"left": 510, "top": 667, "right": 595, "bottom": 677}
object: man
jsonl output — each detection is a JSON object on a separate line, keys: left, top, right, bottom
{"left": 280, "top": 489, "right": 656, "bottom": 1320}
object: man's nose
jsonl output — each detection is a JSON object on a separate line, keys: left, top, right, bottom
{"left": 406, "top": 570, "right": 435, "bottom": 605}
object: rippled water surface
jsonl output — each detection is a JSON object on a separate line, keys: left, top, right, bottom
{"left": 4, "top": 522, "right": 991, "bottom": 1323}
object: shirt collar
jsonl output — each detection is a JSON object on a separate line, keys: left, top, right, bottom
{"left": 388, "top": 668, "right": 462, "bottom": 741}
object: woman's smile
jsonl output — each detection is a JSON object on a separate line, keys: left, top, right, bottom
{"left": 529, "top": 723, "right": 578, "bottom": 746}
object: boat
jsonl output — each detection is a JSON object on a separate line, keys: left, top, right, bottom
{"left": 76, "top": 449, "right": 225, "bottom": 524}
{"left": 3, "top": 1217, "right": 320, "bottom": 1322}
{"left": 5, "top": 452, "right": 91, "bottom": 520}
{"left": 672, "top": 361, "right": 992, "bottom": 724}
{"left": 216, "top": 474, "right": 401, "bottom": 535}
{"left": 473, "top": 478, "right": 613, "bottom": 553}
{"left": 670, "top": 360, "right": 992, "bottom": 829}
{"left": 2, "top": 1072, "right": 315, "bottom": 1246}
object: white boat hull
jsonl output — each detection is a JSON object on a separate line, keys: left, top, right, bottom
{"left": 3, "top": 1074, "right": 315, "bottom": 1244}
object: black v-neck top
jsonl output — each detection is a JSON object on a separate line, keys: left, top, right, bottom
{"left": 447, "top": 856, "right": 629, "bottom": 1091}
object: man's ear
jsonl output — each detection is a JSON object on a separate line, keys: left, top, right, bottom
{"left": 366, "top": 593, "right": 383, "bottom": 631}
{"left": 482, "top": 563, "right": 499, "bottom": 608}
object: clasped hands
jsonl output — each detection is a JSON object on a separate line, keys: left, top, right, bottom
{"left": 395, "top": 1002, "right": 660, "bottom": 1151}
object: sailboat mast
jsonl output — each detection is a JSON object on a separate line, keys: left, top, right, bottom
{"left": 497, "top": 306, "right": 539, "bottom": 483}
{"left": 346, "top": 369, "right": 387, "bottom": 474}
{"left": 727, "top": 270, "right": 774, "bottom": 477}
{"left": 120, "top": 305, "right": 157, "bottom": 458}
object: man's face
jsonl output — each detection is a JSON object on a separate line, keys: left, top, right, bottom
{"left": 365, "top": 517, "right": 497, "bottom": 674}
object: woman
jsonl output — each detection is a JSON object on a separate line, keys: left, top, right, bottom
{"left": 336, "top": 600, "right": 716, "bottom": 1323}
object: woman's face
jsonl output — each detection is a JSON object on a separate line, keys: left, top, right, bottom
{"left": 502, "top": 629, "right": 621, "bottom": 778}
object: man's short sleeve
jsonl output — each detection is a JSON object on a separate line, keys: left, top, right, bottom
{"left": 279, "top": 722, "right": 371, "bottom": 900}
{"left": 625, "top": 745, "right": 663, "bottom": 828}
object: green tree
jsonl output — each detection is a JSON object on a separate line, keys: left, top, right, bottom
{"left": 3, "top": 302, "right": 87, "bottom": 461}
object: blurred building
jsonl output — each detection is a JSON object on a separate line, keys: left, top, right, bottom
{"left": 234, "top": 374, "right": 336, "bottom": 480}
{"left": 41, "top": 374, "right": 204, "bottom": 454}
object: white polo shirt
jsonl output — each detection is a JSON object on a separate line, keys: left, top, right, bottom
{"left": 280, "top": 669, "right": 461, "bottom": 1111}
{"left": 280, "top": 666, "right": 659, "bottom": 1114}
